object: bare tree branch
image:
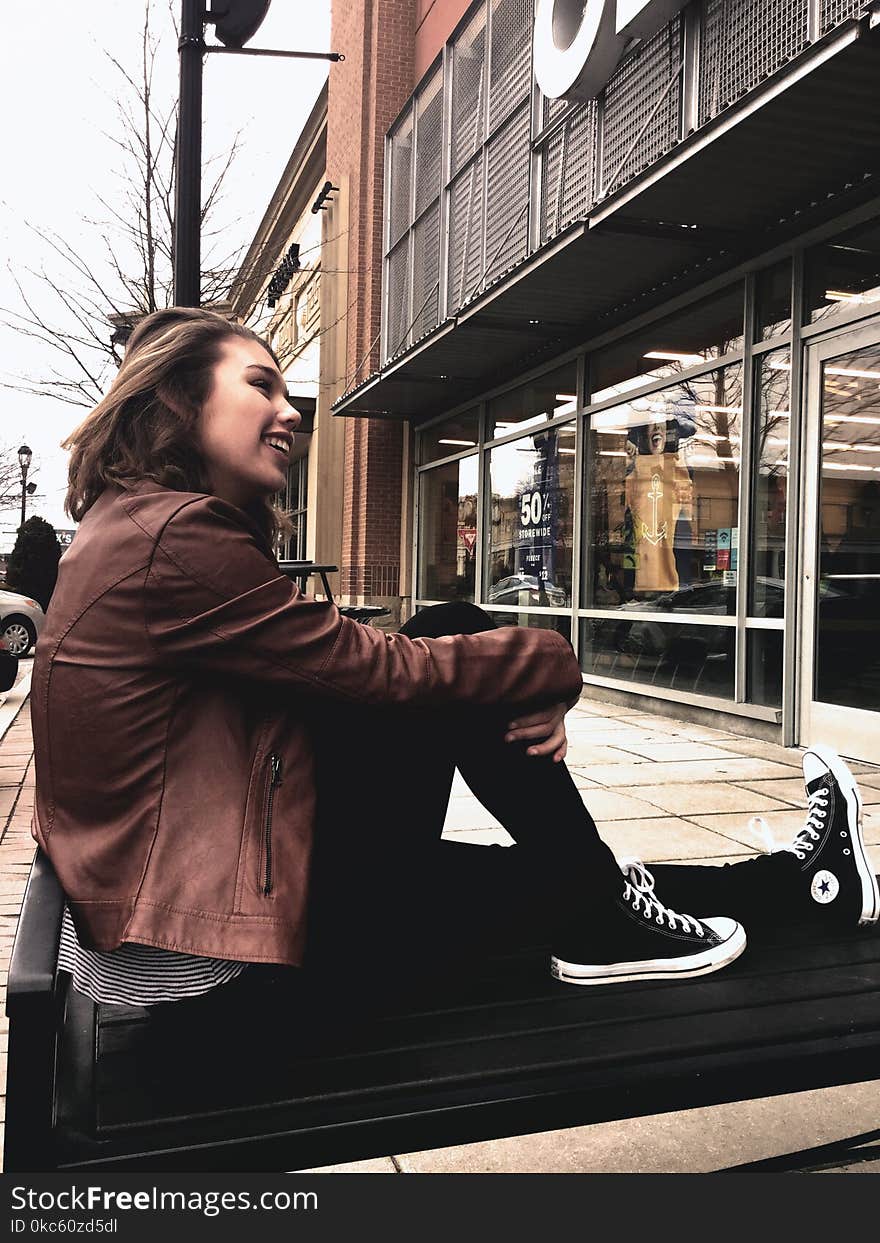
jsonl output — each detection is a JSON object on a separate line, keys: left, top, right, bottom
{"left": 0, "top": 0, "right": 255, "bottom": 411}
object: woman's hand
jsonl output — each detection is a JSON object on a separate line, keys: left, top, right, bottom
{"left": 504, "top": 703, "right": 568, "bottom": 763}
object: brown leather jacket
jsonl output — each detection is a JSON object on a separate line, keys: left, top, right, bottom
{"left": 31, "top": 481, "right": 584, "bottom": 965}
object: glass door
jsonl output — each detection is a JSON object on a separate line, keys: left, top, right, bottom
{"left": 801, "top": 321, "right": 880, "bottom": 763}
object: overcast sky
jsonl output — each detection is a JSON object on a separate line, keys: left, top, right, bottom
{"left": 0, "top": 0, "right": 332, "bottom": 545}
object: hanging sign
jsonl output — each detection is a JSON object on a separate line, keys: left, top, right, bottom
{"left": 533, "top": 0, "right": 690, "bottom": 101}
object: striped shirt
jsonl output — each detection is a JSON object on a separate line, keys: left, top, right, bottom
{"left": 57, "top": 906, "right": 248, "bottom": 1006}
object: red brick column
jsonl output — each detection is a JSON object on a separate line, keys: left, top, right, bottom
{"left": 328, "top": 0, "right": 416, "bottom": 603}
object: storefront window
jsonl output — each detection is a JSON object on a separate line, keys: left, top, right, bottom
{"left": 487, "top": 363, "right": 577, "bottom": 441}
{"left": 417, "top": 456, "right": 479, "bottom": 601}
{"left": 487, "top": 423, "right": 575, "bottom": 607}
{"left": 579, "top": 617, "right": 735, "bottom": 699}
{"left": 747, "top": 630, "right": 783, "bottom": 708}
{"left": 586, "top": 364, "right": 743, "bottom": 614}
{"left": 751, "top": 350, "right": 790, "bottom": 617}
{"left": 806, "top": 218, "right": 880, "bottom": 325}
{"left": 589, "top": 284, "right": 744, "bottom": 404}
{"left": 277, "top": 437, "right": 310, "bottom": 562}
{"left": 420, "top": 408, "right": 480, "bottom": 464}
{"left": 755, "top": 261, "right": 791, "bottom": 340}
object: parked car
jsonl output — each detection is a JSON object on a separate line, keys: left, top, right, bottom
{"left": 488, "top": 574, "right": 568, "bottom": 607}
{"left": 0, "top": 589, "right": 45, "bottom": 656}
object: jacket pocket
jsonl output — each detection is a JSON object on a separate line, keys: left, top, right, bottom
{"left": 259, "top": 753, "right": 284, "bottom": 896}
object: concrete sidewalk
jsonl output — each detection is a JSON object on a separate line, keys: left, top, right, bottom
{"left": 0, "top": 678, "right": 878, "bottom": 1171}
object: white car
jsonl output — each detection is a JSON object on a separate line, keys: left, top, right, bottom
{"left": 0, "top": 589, "right": 45, "bottom": 656}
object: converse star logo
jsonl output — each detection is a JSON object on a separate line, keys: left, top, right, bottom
{"left": 811, "top": 869, "right": 839, "bottom": 904}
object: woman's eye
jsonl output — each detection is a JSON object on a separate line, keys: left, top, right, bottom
{"left": 252, "top": 379, "right": 270, "bottom": 392}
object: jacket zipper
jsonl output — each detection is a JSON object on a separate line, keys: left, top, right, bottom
{"left": 262, "top": 754, "right": 283, "bottom": 895}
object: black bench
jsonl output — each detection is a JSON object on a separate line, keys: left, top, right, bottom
{"left": 6, "top": 849, "right": 880, "bottom": 1172}
{"left": 276, "top": 561, "right": 391, "bottom": 627}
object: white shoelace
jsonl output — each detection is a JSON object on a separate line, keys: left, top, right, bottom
{"left": 746, "top": 786, "right": 829, "bottom": 859}
{"left": 621, "top": 860, "right": 704, "bottom": 936}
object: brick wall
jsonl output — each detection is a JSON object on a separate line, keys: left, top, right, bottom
{"left": 328, "top": 0, "right": 416, "bottom": 603}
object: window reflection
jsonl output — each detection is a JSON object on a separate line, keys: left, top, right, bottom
{"left": 487, "top": 424, "right": 575, "bottom": 606}
{"left": 590, "top": 284, "right": 744, "bottom": 404}
{"left": 487, "top": 363, "right": 577, "bottom": 440}
{"left": 756, "top": 261, "right": 791, "bottom": 340}
{"left": 806, "top": 219, "right": 880, "bottom": 325}
{"left": 580, "top": 617, "right": 735, "bottom": 698}
{"left": 747, "top": 630, "right": 783, "bottom": 708}
{"left": 815, "top": 345, "right": 880, "bottom": 713}
{"left": 588, "top": 365, "right": 743, "bottom": 614}
{"left": 751, "top": 350, "right": 790, "bottom": 616}
{"left": 418, "top": 456, "right": 479, "bottom": 601}
{"left": 420, "top": 408, "right": 480, "bottom": 465}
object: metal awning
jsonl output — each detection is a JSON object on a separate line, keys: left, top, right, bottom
{"left": 334, "top": 13, "right": 880, "bottom": 422}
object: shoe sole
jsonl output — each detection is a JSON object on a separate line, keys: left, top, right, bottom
{"left": 806, "top": 743, "right": 880, "bottom": 926}
{"left": 550, "top": 923, "right": 747, "bottom": 986}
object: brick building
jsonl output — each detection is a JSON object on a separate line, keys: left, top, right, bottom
{"left": 242, "top": 1, "right": 880, "bottom": 762}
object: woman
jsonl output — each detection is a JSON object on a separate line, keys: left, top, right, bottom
{"left": 33, "top": 308, "right": 878, "bottom": 1019}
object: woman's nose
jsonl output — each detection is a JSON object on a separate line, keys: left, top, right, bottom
{"left": 281, "top": 402, "right": 302, "bottom": 430}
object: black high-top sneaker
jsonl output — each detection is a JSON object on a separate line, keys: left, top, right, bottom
{"left": 790, "top": 745, "right": 879, "bottom": 927}
{"left": 550, "top": 859, "right": 746, "bottom": 986}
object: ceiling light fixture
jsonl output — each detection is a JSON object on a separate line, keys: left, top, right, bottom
{"left": 644, "top": 351, "right": 706, "bottom": 365}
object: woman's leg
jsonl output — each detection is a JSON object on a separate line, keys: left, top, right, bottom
{"left": 304, "top": 603, "right": 746, "bottom": 993}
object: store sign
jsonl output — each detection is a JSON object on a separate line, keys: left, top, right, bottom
{"left": 533, "top": 0, "right": 689, "bottom": 101}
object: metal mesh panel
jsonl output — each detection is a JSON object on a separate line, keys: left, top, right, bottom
{"left": 484, "top": 102, "right": 531, "bottom": 290}
{"left": 822, "top": 0, "right": 866, "bottom": 32}
{"left": 388, "top": 110, "right": 413, "bottom": 248}
{"left": 488, "top": 0, "right": 532, "bottom": 132}
{"left": 699, "top": 0, "right": 809, "bottom": 125}
{"left": 601, "top": 17, "right": 682, "bottom": 194}
{"left": 451, "top": 2, "right": 487, "bottom": 175}
{"left": 411, "top": 203, "right": 441, "bottom": 341}
{"left": 415, "top": 70, "right": 444, "bottom": 217}
{"left": 540, "top": 101, "right": 596, "bottom": 241}
{"left": 447, "top": 154, "right": 485, "bottom": 314}
{"left": 541, "top": 93, "right": 570, "bottom": 133}
{"left": 385, "top": 236, "right": 411, "bottom": 359}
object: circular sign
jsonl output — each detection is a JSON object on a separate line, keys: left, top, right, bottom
{"left": 533, "top": 0, "right": 624, "bottom": 101}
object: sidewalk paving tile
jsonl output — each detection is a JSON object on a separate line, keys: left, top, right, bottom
{"left": 617, "top": 783, "right": 793, "bottom": 816}
{"left": 584, "top": 757, "right": 802, "bottom": 787}
{"left": 574, "top": 788, "right": 676, "bottom": 821}
{"left": 390, "top": 1081, "right": 880, "bottom": 1173}
{"left": 593, "top": 818, "right": 750, "bottom": 861}
{"left": 612, "top": 741, "right": 758, "bottom": 763}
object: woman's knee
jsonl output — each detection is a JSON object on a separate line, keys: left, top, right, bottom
{"left": 399, "top": 602, "right": 497, "bottom": 640}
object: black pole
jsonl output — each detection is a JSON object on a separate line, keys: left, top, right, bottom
{"left": 173, "top": 0, "right": 204, "bottom": 307}
{"left": 20, "top": 468, "right": 26, "bottom": 529}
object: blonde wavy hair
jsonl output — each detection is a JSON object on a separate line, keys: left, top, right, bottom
{"left": 64, "top": 307, "right": 291, "bottom": 546}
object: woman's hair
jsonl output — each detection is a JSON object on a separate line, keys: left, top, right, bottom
{"left": 64, "top": 306, "right": 291, "bottom": 546}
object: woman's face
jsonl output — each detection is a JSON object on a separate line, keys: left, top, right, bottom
{"left": 198, "top": 337, "right": 301, "bottom": 508}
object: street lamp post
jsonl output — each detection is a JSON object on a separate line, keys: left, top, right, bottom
{"left": 172, "top": 1, "right": 344, "bottom": 307}
{"left": 17, "top": 445, "right": 32, "bottom": 529}
{"left": 173, "top": 0, "right": 205, "bottom": 308}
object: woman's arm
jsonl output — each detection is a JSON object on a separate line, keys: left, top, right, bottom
{"left": 143, "top": 494, "right": 582, "bottom": 711}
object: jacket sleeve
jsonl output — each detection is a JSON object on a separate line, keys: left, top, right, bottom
{"left": 143, "top": 494, "right": 583, "bottom": 709}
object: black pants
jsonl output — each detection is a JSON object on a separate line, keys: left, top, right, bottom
{"left": 302, "top": 603, "right": 626, "bottom": 981}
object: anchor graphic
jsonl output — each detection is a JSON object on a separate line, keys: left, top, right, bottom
{"left": 641, "top": 472, "right": 668, "bottom": 546}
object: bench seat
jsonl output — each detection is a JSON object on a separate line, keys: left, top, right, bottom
{"left": 8, "top": 851, "right": 880, "bottom": 1172}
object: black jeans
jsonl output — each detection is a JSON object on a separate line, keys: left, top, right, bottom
{"left": 303, "top": 602, "right": 625, "bottom": 979}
